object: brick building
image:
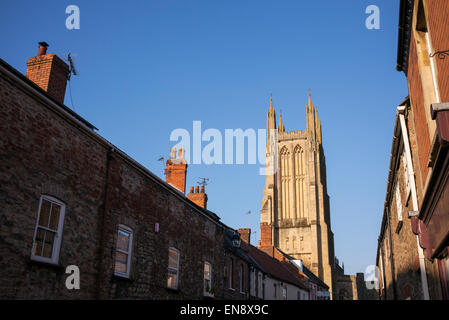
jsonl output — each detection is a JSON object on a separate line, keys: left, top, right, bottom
{"left": 376, "top": 0, "right": 449, "bottom": 300}
{"left": 0, "top": 43, "right": 316, "bottom": 300}
{"left": 0, "top": 43, "right": 232, "bottom": 299}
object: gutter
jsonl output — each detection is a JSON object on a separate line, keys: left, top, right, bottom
{"left": 386, "top": 205, "right": 398, "bottom": 299}
{"left": 396, "top": 0, "right": 414, "bottom": 73}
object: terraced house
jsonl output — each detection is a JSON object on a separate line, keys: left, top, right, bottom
{"left": 376, "top": 0, "right": 449, "bottom": 300}
{"left": 0, "top": 42, "right": 317, "bottom": 300}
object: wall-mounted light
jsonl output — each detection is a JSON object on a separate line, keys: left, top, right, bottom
{"left": 232, "top": 233, "right": 241, "bottom": 248}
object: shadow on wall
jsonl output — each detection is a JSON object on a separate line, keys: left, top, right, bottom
{"left": 380, "top": 266, "right": 442, "bottom": 300}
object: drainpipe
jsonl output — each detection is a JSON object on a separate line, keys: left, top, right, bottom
{"left": 96, "top": 147, "right": 115, "bottom": 299}
{"left": 397, "top": 105, "right": 430, "bottom": 300}
{"left": 386, "top": 205, "right": 398, "bottom": 299}
{"left": 378, "top": 240, "right": 387, "bottom": 300}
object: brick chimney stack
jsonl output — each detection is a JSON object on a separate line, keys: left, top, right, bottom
{"left": 237, "top": 228, "right": 251, "bottom": 244}
{"left": 187, "top": 185, "right": 208, "bottom": 209}
{"left": 166, "top": 147, "right": 187, "bottom": 193}
{"left": 26, "top": 42, "right": 70, "bottom": 104}
{"left": 258, "top": 222, "right": 273, "bottom": 247}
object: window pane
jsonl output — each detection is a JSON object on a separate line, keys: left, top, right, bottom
{"left": 42, "top": 231, "right": 55, "bottom": 258}
{"left": 38, "top": 199, "right": 51, "bottom": 227}
{"left": 168, "top": 269, "right": 178, "bottom": 289}
{"left": 115, "top": 251, "right": 128, "bottom": 273}
{"left": 117, "top": 230, "right": 130, "bottom": 252}
{"left": 33, "top": 228, "right": 45, "bottom": 256}
{"left": 49, "top": 203, "right": 61, "bottom": 230}
{"left": 168, "top": 249, "right": 178, "bottom": 269}
{"left": 204, "top": 263, "right": 211, "bottom": 280}
{"left": 204, "top": 278, "right": 211, "bottom": 291}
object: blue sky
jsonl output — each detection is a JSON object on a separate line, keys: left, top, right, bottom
{"left": 1, "top": 1, "right": 408, "bottom": 275}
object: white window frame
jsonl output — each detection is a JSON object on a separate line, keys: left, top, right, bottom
{"left": 114, "top": 224, "right": 133, "bottom": 278}
{"left": 167, "top": 247, "right": 180, "bottom": 289}
{"left": 204, "top": 261, "right": 212, "bottom": 294}
{"left": 30, "top": 195, "right": 66, "bottom": 265}
{"left": 282, "top": 286, "right": 287, "bottom": 300}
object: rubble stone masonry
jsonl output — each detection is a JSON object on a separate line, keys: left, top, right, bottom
{"left": 0, "top": 63, "right": 226, "bottom": 299}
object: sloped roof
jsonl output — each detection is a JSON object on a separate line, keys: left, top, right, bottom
{"left": 301, "top": 265, "right": 329, "bottom": 290}
{"left": 224, "top": 229, "right": 264, "bottom": 271}
{"left": 242, "top": 242, "right": 309, "bottom": 290}
{"left": 268, "top": 247, "right": 329, "bottom": 290}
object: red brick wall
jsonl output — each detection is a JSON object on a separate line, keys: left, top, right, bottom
{"left": 407, "top": 32, "right": 431, "bottom": 186}
{"left": 426, "top": 0, "right": 449, "bottom": 102}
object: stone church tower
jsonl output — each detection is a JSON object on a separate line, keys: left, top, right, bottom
{"left": 259, "top": 94, "right": 336, "bottom": 298}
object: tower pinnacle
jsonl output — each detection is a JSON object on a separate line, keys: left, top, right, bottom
{"left": 279, "top": 111, "right": 285, "bottom": 132}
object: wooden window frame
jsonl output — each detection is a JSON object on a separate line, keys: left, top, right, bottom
{"left": 30, "top": 195, "right": 66, "bottom": 265}
{"left": 114, "top": 224, "right": 133, "bottom": 278}
{"left": 204, "top": 261, "right": 212, "bottom": 295}
{"left": 167, "top": 247, "right": 180, "bottom": 289}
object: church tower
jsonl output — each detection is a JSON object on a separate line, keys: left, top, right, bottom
{"left": 259, "top": 93, "right": 336, "bottom": 298}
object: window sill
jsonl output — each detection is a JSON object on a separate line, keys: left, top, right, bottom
{"left": 203, "top": 292, "right": 215, "bottom": 298}
{"left": 27, "top": 257, "right": 64, "bottom": 271}
{"left": 166, "top": 286, "right": 180, "bottom": 293}
{"left": 112, "top": 273, "right": 133, "bottom": 282}
{"left": 228, "top": 287, "right": 235, "bottom": 291}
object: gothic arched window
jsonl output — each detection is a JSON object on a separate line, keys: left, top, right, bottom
{"left": 280, "top": 146, "right": 291, "bottom": 220}
{"left": 294, "top": 145, "right": 305, "bottom": 219}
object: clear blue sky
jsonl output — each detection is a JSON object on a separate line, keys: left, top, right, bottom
{"left": 1, "top": 0, "right": 408, "bottom": 275}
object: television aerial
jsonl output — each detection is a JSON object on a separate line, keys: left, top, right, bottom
{"left": 197, "top": 177, "right": 210, "bottom": 187}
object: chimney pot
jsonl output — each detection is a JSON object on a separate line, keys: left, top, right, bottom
{"left": 200, "top": 186, "right": 205, "bottom": 193}
{"left": 178, "top": 148, "right": 184, "bottom": 159}
{"left": 187, "top": 185, "right": 208, "bottom": 209}
{"left": 37, "top": 42, "right": 49, "bottom": 56}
